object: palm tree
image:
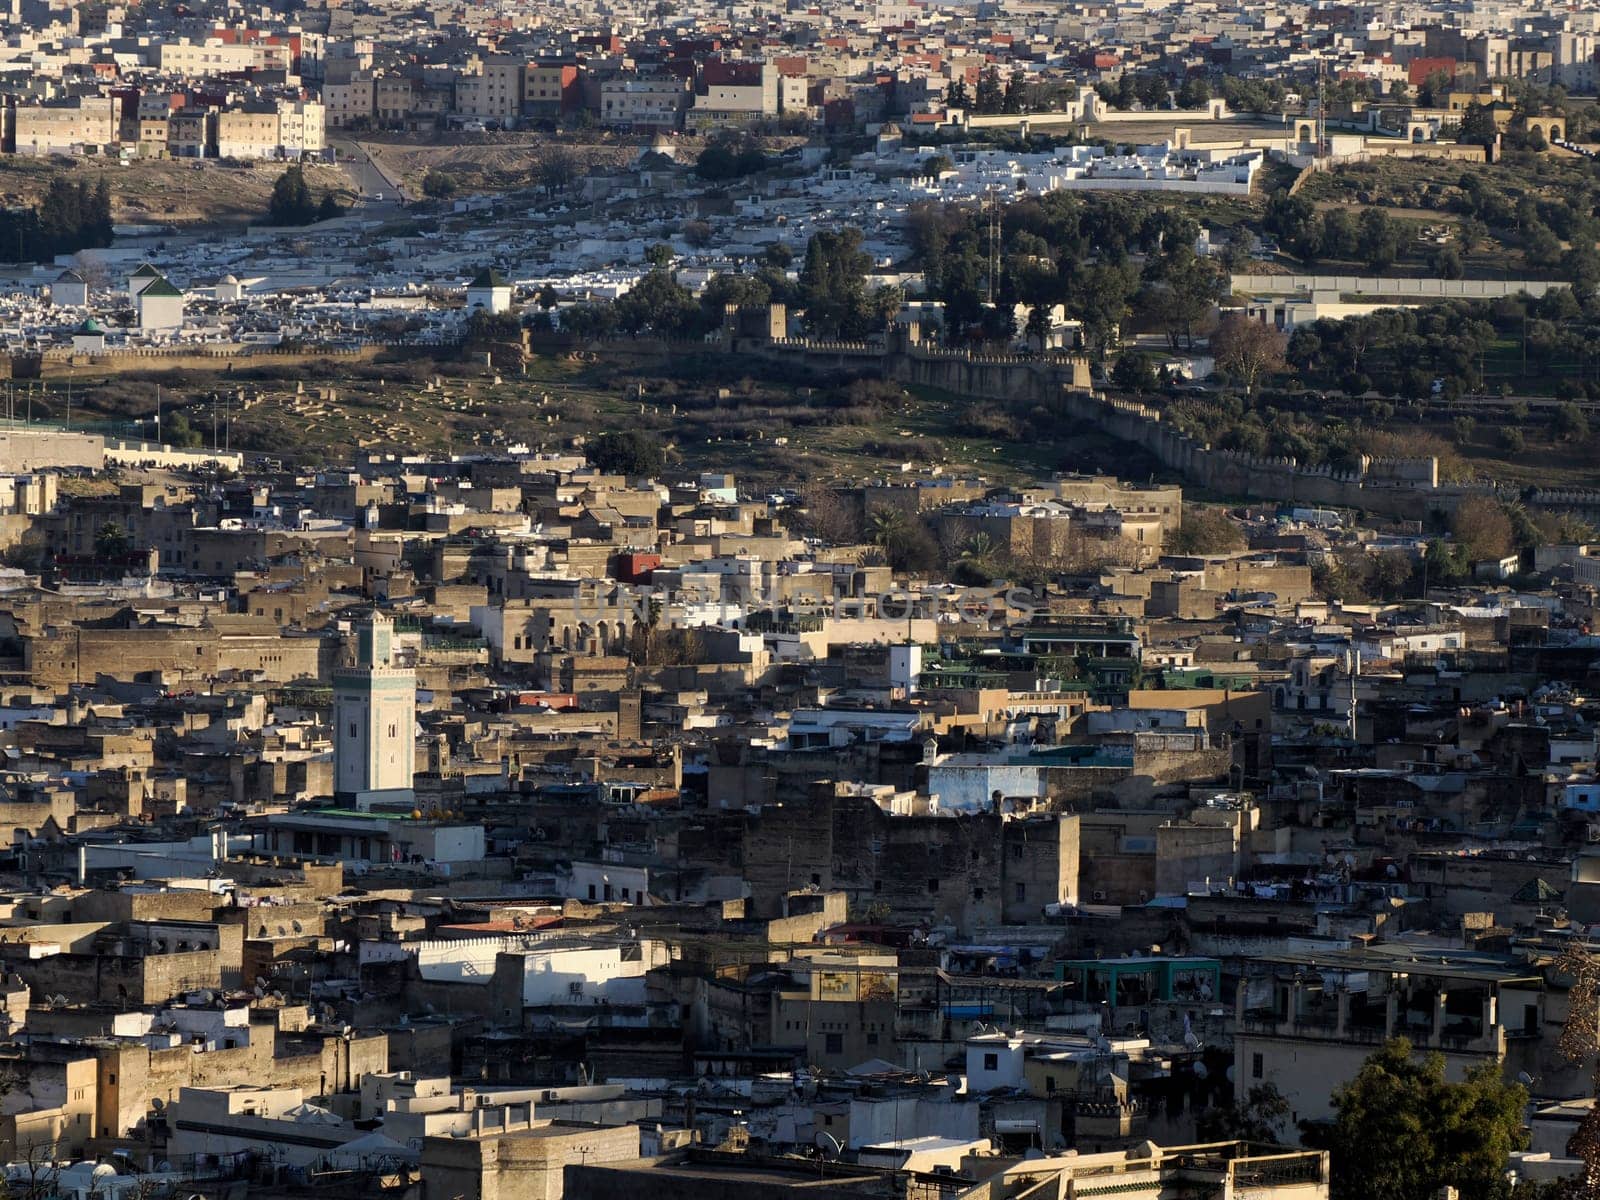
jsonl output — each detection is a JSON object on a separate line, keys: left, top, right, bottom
{"left": 869, "top": 507, "right": 910, "bottom": 551}
{"left": 955, "top": 532, "right": 1004, "bottom": 582}
{"left": 94, "top": 521, "right": 130, "bottom": 560}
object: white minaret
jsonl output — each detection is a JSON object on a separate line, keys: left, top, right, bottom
{"left": 333, "top": 613, "right": 415, "bottom": 808}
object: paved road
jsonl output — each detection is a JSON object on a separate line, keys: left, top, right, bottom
{"left": 330, "top": 138, "right": 410, "bottom": 205}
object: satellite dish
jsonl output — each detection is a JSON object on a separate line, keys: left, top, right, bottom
{"left": 151, "top": 1098, "right": 166, "bottom": 1113}
{"left": 815, "top": 1132, "right": 842, "bottom": 1159}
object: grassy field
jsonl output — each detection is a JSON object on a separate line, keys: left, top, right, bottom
{"left": 0, "top": 156, "right": 354, "bottom": 227}
{"left": 28, "top": 348, "right": 1160, "bottom": 486}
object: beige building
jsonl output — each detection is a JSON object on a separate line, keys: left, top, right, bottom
{"left": 601, "top": 75, "right": 691, "bottom": 129}
{"left": 375, "top": 76, "right": 416, "bottom": 125}
{"left": 422, "top": 1118, "right": 639, "bottom": 1200}
{"left": 157, "top": 39, "right": 293, "bottom": 77}
{"left": 215, "top": 106, "right": 279, "bottom": 159}
{"left": 1235, "top": 946, "right": 1548, "bottom": 1126}
{"left": 457, "top": 55, "right": 525, "bottom": 123}
{"left": 325, "top": 75, "right": 376, "bottom": 127}
{"left": 958, "top": 1142, "right": 1329, "bottom": 1200}
{"left": 13, "top": 97, "right": 117, "bottom": 154}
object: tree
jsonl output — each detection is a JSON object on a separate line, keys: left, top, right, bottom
{"left": 1002, "top": 68, "right": 1026, "bottom": 114}
{"left": 1522, "top": 222, "right": 1563, "bottom": 268}
{"left": 1433, "top": 244, "right": 1464, "bottom": 280}
{"left": 164, "top": 410, "right": 202, "bottom": 449}
{"left": 1110, "top": 350, "right": 1159, "bottom": 394}
{"left": 945, "top": 77, "right": 970, "bottom": 109}
{"left": 1451, "top": 495, "right": 1515, "bottom": 561}
{"left": 1133, "top": 73, "right": 1170, "bottom": 110}
{"left": 868, "top": 507, "right": 940, "bottom": 573}
{"left": 798, "top": 227, "right": 875, "bottom": 338}
{"left": 1319, "top": 208, "right": 1360, "bottom": 262}
{"left": 94, "top": 521, "right": 131, "bottom": 560}
{"left": 464, "top": 308, "right": 521, "bottom": 346}
{"left": 1070, "top": 263, "right": 1136, "bottom": 358}
{"left": 975, "top": 65, "right": 1004, "bottom": 114}
{"left": 422, "top": 170, "right": 458, "bottom": 199}
{"left": 1265, "top": 190, "right": 1320, "bottom": 260}
{"left": 794, "top": 484, "right": 860, "bottom": 544}
{"left": 614, "top": 268, "right": 702, "bottom": 337}
{"left": 952, "top": 531, "right": 1007, "bottom": 584}
{"left": 1305, "top": 1038, "right": 1527, "bottom": 1200}
{"left": 537, "top": 147, "right": 579, "bottom": 196}
{"left": 1196, "top": 1083, "right": 1290, "bottom": 1143}
{"left": 1168, "top": 507, "right": 1245, "bottom": 554}
{"left": 1357, "top": 209, "right": 1402, "bottom": 271}
{"left": 1554, "top": 402, "right": 1590, "bottom": 442}
{"left": 268, "top": 165, "right": 318, "bottom": 226}
{"left": 644, "top": 242, "right": 675, "bottom": 269}
{"left": 1211, "top": 314, "right": 1287, "bottom": 395}
{"left": 1371, "top": 550, "right": 1417, "bottom": 598}
{"left": 1459, "top": 101, "right": 1497, "bottom": 147}
{"left": 1176, "top": 76, "right": 1213, "bottom": 110}
{"left": 588, "top": 429, "right": 664, "bottom": 477}
{"left": 1417, "top": 68, "right": 1454, "bottom": 109}
{"left": 1140, "top": 246, "right": 1228, "bottom": 349}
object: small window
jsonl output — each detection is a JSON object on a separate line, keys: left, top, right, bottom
{"left": 349, "top": 722, "right": 358, "bottom": 738}
{"left": 927, "top": 878, "right": 940, "bottom": 894}
{"left": 1252, "top": 1053, "right": 1264, "bottom": 1079}
{"left": 825, "top": 1033, "right": 843, "bottom": 1054}
{"left": 973, "top": 888, "right": 984, "bottom": 900}
{"left": 982, "top": 1052, "right": 998, "bottom": 1071}
{"left": 866, "top": 1032, "right": 879, "bottom": 1046}
{"left": 1014, "top": 882, "right": 1026, "bottom": 901}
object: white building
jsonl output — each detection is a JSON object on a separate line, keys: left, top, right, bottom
{"left": 135, "top": 276, "right": 185, "bottom": 331}
{"left": 466, "top": 267, "right": 512, "bottom": 314}
{"left": 128, "top": 262, "right": 162, "bottom": 299}
{"left": 51, "top": 269, "right": 88, "bottom": 307}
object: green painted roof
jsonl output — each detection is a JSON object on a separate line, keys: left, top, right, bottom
{"left": 469, "top": 268, "right": 508, "bottom": 288}
{"left": 139, "top": 277, "right": 183, "bottom": 298}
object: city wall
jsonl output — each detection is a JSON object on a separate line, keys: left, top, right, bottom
{"left": 1057, "top": 390, "right": 1474, "bottom": 518}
